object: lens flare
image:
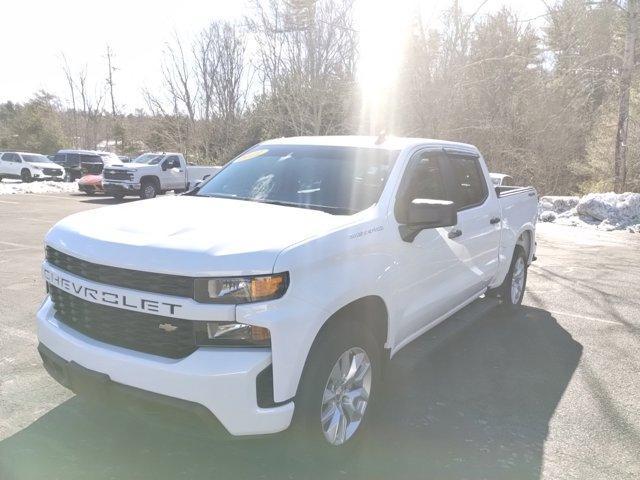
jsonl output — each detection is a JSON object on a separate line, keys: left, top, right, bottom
{"left": 355, "top": 0, "right": 414, "bottom": 135}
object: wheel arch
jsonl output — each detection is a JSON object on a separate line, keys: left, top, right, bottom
{"left": 516, "top": 227, "right": 534, "bottom": 263}
{"left": 311, "top": 295, "right": 389, "bottom": 355}
{"left": 292, "top": 295, "right": 389, "bottom": 401}
{"left": 140, "top": 175, "right": 160, "bottom": 187}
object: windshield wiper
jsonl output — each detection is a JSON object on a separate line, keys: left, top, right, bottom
{"left": 197, "top": 194, "right": 355, "bottom": 215}
{"left": 253, "top": 199, "right": 355, "bottom": 215}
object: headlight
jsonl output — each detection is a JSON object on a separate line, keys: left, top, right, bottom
{"left": 194, "top": 272, "right": 288, "bottom": 304}
{"left": 194, "top": 321, "right": 270, "bottom": 347}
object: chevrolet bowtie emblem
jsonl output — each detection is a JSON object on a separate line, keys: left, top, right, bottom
{"left": 158, "top": 323, "right": 178, "bottom": 332}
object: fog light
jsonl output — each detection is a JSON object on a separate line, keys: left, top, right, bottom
{"left": 194, "top": 321, "right": 270, "bottom": 347}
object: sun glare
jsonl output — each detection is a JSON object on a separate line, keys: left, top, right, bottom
{"left": 356, "top": 0, "right": 414, "bottom": 135}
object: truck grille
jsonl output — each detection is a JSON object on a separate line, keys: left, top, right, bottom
{"left": 49, "top": 285, "right": 197, "bottom": 359}
{"left": 46, "top": 247, "right": 195, "bottom": 298}
{"left": 104, "top": 169, "right": 133, "bottom": 181}
{"left": 43, "top": 168, "right": 62, "bottom": 176}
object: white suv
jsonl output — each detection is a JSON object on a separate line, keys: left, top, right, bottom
{"left": 0, "top": 152, "right": 65, "bottom": 182}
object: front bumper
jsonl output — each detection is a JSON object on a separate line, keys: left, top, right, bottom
{"left": 37, "top": 299, "right": 295, "bottom": 436}
{"left": 103, "top": 181, "right": 141, "bottom": 195}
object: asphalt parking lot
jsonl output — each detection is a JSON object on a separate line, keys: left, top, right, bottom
{"left": 0, "top": 192, "right": 639, "bottom": 480}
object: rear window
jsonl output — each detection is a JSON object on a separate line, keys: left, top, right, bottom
{"left": 450, "top": 156, "right": 487, "bottom": 210}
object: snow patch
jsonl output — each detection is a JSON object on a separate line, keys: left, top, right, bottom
{"left": 0, "top": 179, "right": 79, "bottom": 195}
{"left": 538, "top": 192, "right": 640, "bottom": 232}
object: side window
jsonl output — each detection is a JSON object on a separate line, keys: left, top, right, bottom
{"left": 396, "top": 152, "right": 449, "bottom": 222}
{"left": 449, "top": 156, "right": 487, "bottom": 210}
{"left": 80, "top": 154, "right": 102, "bottom": 163}
{"left": 4, "top": 153, "right": 19, "bottom": 163}
{"left": 164, "top": 155, "right": 180, "bottom": 169}
{"left": 68, "top": 154, "right": 80, "bottom": 167}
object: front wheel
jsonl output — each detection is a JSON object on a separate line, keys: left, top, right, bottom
{"left": 21, "top": 169, "right": 33, "bottom": 183}
{"left": 140, "top": 181, "right": 158, "bottom": 199}
{"left": 488, "top": 245, "right": 528, "bottom": 306}
{"left": 290, "top": 320, "right": 381, "bottom": 455}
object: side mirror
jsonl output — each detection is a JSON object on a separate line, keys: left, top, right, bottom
{"left": 400, "top": 199, "right": 457, "bottom": 242}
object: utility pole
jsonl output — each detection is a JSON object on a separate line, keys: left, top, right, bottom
{"left": 614, "top": 0, "right": 638, "bottom": 193}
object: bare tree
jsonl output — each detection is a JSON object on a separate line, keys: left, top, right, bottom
{"left": 248, "top": 0, "right": 357, "bottom": 136}
{"left": 105, "top": 45, "right": 118, "bottom": 116}
{"left": 613, "top": 0, "right": 638, "bottom": 192}
{"left": 61, "top": 54, "right": 79, "bottom": 148}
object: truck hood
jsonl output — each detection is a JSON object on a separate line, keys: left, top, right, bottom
{"left": 45, "top": 195, "right": 357, "bottom": 276}
{"left": 109, "top": 162, "right": 153, "bottom": 169}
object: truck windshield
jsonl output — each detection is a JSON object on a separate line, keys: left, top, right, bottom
{"left": 23, "top": 154, "right": 53, "bottom": 163}
{"left": 133, "top": 153, "right": 165, "bottom": 164}
{"left": 196, "top": 145, "right": 398, "bottom": 215}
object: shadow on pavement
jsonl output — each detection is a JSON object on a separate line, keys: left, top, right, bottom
{"left": 0, "top": 303, "right": 581, "bottom": 480}
{"left": 73, "top": 195, "right": 138, "bottom": 205}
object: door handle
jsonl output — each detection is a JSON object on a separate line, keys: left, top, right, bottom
{"left": 448, "top": 228, "right": 462, "bottom": 239}
{"left": 490, "top": 217, "right": 501, "bottom": 224}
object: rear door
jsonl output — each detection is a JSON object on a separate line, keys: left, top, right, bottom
{"left": 443, "top": 151, "right": 501, "bottom": 293}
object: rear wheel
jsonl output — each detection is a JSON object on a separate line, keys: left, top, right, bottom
{"left": 21, "top": 169, "right": 32, "bottom": 183}
{"left": 112, "top": 194, "right": 125, "bottom": 200}
{"left": 83, "top": 186, "right": 96, "bottom": 196}
{"left": 140, "top": 180, "right": 158, "bottom": 199}
{"left": 488, "top": 245, "right": 528, "bottom": 306}
{"left": 290, "top": 320, "right": 382, "bottom": 456}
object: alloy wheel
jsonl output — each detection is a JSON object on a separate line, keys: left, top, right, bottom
{"left": 320, "top": 347, "right": 372, "bottom": 446}
{"left": 511, "top": 256, "right": 526, "bottom": 304}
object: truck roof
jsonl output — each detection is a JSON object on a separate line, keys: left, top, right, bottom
{"left": 261, "top": 136, "right": 479, "bottom": 155}
{"left": 57, "top": 149, "right": 112, "bottom": 155}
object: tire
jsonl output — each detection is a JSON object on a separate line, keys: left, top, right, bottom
{"left": 21, "top": 169, "right": 33, "bottom": 183}
{"left": 290, "top": 320, "right": 382, "bottom": 457}
{"left": 140, "top": 180, "right": 158, "bottom": 199}
{"left": 63, "top": 171, "right": 72, "bottom": 182}
{"left": 83, "top": 186, "right": 96, "bottom": 196}
{"left": 487, "top": 245, "right": 528, "bottom": 306}
{"left": 112, "top": 194, "right": 125, "bottom": 200}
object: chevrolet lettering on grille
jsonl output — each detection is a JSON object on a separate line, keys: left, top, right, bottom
{"left": 43, "top": 266, "right": 182, "bottom": 316}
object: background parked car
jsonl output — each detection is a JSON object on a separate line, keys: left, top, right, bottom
{"left": 78, "top": 152, "right": 123, "bottom": 195}
{"left": 0, "top": 152, "right": 65, "bottom": 182}
{"left": 53, "top": 150, "right": 119, "bottom": 182}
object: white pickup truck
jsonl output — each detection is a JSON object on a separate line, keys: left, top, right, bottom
{"left": 102, "top": 152, "right": 221, "bottom": 199}
{"left": 37, "top": 136, "right": 537, "bottom": 453}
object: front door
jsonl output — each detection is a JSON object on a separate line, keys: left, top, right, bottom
{"left": 391, "top": 149, "right": 473, "bottom": 345}
{"left": 161, "top": 155, "right": 184, "bottom": 190}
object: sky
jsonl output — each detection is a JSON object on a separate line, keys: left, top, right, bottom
{"left": 0, "top": 0, "right": 548, "bottom": 113}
